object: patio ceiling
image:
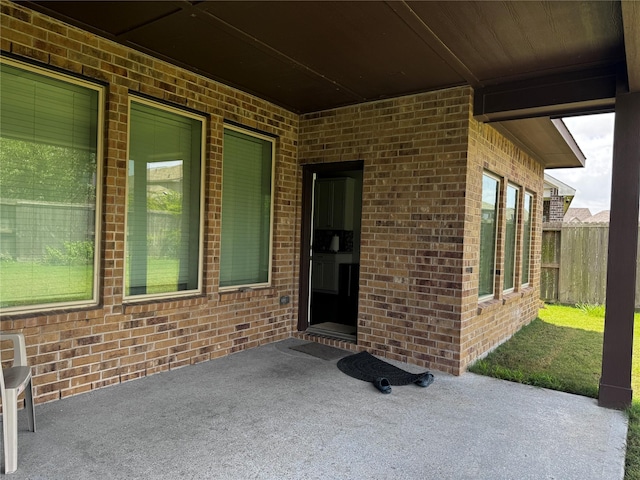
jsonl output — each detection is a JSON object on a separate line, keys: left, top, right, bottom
{"left": 21, "top": 1, "right": 640, "bottom": 168}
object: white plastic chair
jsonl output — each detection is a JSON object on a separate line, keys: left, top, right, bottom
{"left": 0, "top": 333, "right": 36, "bottom": 474}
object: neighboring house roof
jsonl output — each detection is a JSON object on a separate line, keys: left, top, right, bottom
{"left": 544, "top": 173, "right": 576, "bottom": 198}
{"left": 564, "top": 208, "right": 592, "bottom": 223}
{"left": 584, "top": 210, "right": 610, "bottom": 223}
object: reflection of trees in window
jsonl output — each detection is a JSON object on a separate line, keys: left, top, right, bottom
{"left": 504, "top": 185, "right": 519, "bottom": 291}
{"left": 522, "top": 193, "right": 533, "bottom": 285}
{"left": 146, "top": 170, "right": 183, "bottom": 259}
{"left": 126, "top": 100, "right": 202, "bottom": 298}
{"left": 0, "top": 59, "right": 101, "bottom": 311}
{"left": 479, "top": 174, "right": 499, "bottom": 298}
{"left": 0, "top": 138, "right": 96, "bottom": 203}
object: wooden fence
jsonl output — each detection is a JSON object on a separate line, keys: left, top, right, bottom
{"left": 541, "top": 223, "right": 640, "bottom": 308}
{"left": 0, "top": 199, "right": 179, "bottom": 262}
{"left": 0, "top": 199, "right": 95, "bottom": 262}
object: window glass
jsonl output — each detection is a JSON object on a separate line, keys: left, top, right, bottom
{"left": 522, "top": 192, "right": 534, "bottom": 285}
{"left": 220, "top": 127, "right": 274, "bottom": 289}
{"left": 479, "top": 173, "right": 499, "bottom": 299}
{"left": 0, "top": 60, "right": 101, "bottom": 312}
{"left": 126, "top": 100, "right": 203, "bottom": 298}
{"left": 504, "top": 184, "right": 519, "bottom": 291}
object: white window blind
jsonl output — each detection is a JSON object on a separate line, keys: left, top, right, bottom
{"left": 522, "top": 192, "right": 533, "bottom": 285}
{"left": 0, "top": 60, "right": 101, "bottom": 311}
{"left": 479, "top": 173, "right": 499, "bottom": 299}
{"left": 1, "top": 64, "right": 98, "bottom": 150}
{"left": 504, "top": 184, "right": 519, "bottom": 291}
{"left": 220, "top": 128, "right": 273, "bottom": 288}
{"left": 126, "top": 100, "right": 203, "bottom": 298}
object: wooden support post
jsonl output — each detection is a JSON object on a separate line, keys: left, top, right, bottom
{"left": 599, "top": 91, "right": 640, "bottom": 408}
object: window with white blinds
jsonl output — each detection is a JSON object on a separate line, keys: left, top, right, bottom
{"left": 479, "top": 172, "right": 500, "bottom": 300}
{"left": 125, "top": 99, "right": 204, "bottom": 299}
{"left": 0, "top": 58, "right": 102, "bottom": 313}
{"left": 504, "top": 184, "right": 519, "bottom": 292}
{"left": 220, "top": 127, "right": 274, "bottom": 289}
{"left": 522, "top": 192, "right": 534, "bottom": 286}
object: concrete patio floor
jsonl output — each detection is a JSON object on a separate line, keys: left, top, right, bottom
{"left": 1, "top": 338, "right": 628, "bottom": 479}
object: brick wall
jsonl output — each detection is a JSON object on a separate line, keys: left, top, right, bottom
{"left": 299, "top": 90, "right": 543, "bottom": 374}
{"left": 547, "top": 191, "right": 566, "bottom": 223}
{"left": 459, "top": 116, "right": 543, "bottom": 371}
{"left": 0, "top": 1, "right": 300, "bottom": 403}
{"left": 299, "top": 88, "right": 542, "bottom": 374}
{"left": 1, "top": 1, "right": 545, "bottom": 403}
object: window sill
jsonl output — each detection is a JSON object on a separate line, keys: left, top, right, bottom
{"left": 502, "top": 291, "right": 520, "bottom": 306}
{"left": 477, "top": 286, "right": 535, "bottom": 316}
{"left": 0, "top": 301, "right": 101, "bottom": 320}
{"left": 122, "top": 292, "right": 206, "bottom": 311}
{"left": 216, "top": 287, "right": 277, "bottom": 303}
{"left": 477, "top": 297, "right": 502, "bottom": 315}
{"left": 520, "top": 284, "right": 534, "bottom": 295}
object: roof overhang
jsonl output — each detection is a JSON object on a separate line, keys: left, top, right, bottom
{"left": 473, "top": 66, "right": 618, "bottom": 123}
{"left": 494, "top": 117, "right": 586, "bottom": 169}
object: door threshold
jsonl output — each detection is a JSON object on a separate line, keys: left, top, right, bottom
{"left": 306, "top": 322, "right": 356, "bottom": 343}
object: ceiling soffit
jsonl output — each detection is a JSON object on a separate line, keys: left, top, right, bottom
{"left": 622, "top": 0, "right": 640, "bottom": 93}
{"left": 495, "top": 118, "right": 585, "bottom": 169}
{"left": 408, "top": 1, "right": 623, "bottom": 86}
{"left": 19, "top": 1, "right": 633, "bottom": 168}
{"left": 22, "top": 1, "right": 627, "bottom": 113}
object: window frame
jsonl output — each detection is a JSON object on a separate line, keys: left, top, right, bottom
{"left": 521, "top": 191, "right": 534, "bottom": 287}
{"left": 503, "top": 183, "right": 520, "bottom": 294}
{"left": 219, "top": 124, "right": 276, "bottom": 292}
{"left": 123, "top": 96, "right": 206, "bottom": 302}
{"left": 0, "top": 57, "right": 104, "bottom": 315}
{"left": 478, "top": 171, "right": 501, "bottom": 302}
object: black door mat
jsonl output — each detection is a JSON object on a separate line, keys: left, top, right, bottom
{"left": 289, "top": 342, "right": 350, "bottom": 361}
{"left": 337, "top": 351, "right": 432, "bottom": 385}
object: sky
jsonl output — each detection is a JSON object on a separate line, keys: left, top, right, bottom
{"left": 547, "top": 112, "right": 615, "bottom": 214}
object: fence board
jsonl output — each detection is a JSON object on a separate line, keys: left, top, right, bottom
{"left": 558, "top": 224, "right": 609, "bottom": 305}
{"left": 1, "top": 199, "right": 177, "bottom": 262}
{"left": 540, "top": 228, "right": 560, "bottom": 301}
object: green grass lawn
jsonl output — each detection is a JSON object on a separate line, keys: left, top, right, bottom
{"left": 0, "top": 258, "right": 181, "bottom": 307}
{"left": 0, "top": 261, "right": 94, "bottom": 307}
{"left": 468, "top": 303, "right": 640, "bottom": 479}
